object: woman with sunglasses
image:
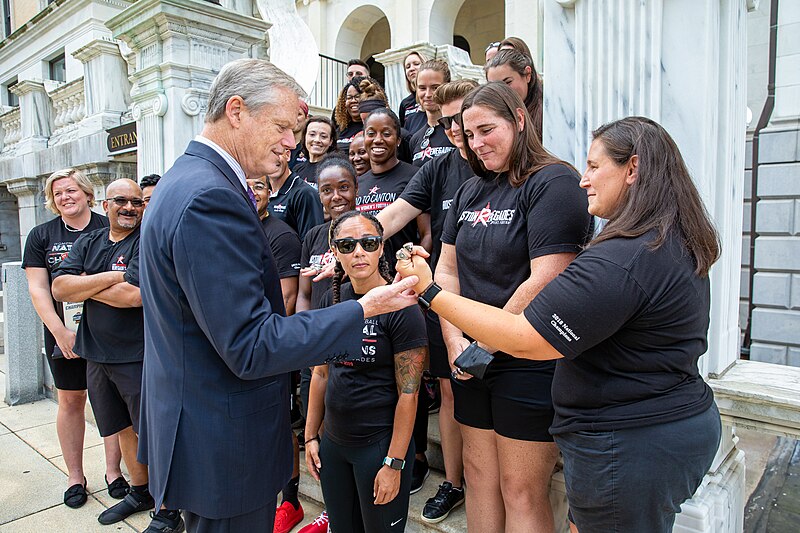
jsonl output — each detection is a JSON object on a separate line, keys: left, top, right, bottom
{"left": 427, "top": 82, "right": 592, "bottom": 532}
{"left": 22, "top": 168, "right": 125, "bottom": 509}
{"left": 376, "top": 78, "right": 478, "bottom": 523}
{"left": 294, "top": 116, "right": 338, "bottom": 187}
{"left": 486, "top": 49, "right": 543, "bottom": 140}
{"left": 396, "top": 115, "right": 722, "bottom": 533}
{"left": 398, "top": 51, "right": 429, "bottom": 136}
{"left": 334, "top": 76, "right": 367, "bottom": 153}
{"left": 356, "top": 108, "right": 431, "bottom": 261}
{"left": 305, "top": 210, "right": 427, "bottom": 532}
{"left": 409, "top": 60, "right": 456, "bottom": 168}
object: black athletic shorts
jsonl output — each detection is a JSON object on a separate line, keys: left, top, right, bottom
{"left": 451, "top": 356, "right": 556, "bottom": 441}
{"left": 425, "top": 312, "right": 450, "bottom": 379}
{"left": 86, "top": 360, "right": 143, "bottom": 437}
{"left": 45, "top": 349, "right": 87, "bottom": 391}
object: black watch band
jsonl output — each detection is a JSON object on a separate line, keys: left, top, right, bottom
{"left": 418, "top": 282, "right": 442, "bottom": 311}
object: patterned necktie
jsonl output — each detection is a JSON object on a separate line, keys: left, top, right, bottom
{"left": 247, "top": 187, "right": 257, "bottom": 210}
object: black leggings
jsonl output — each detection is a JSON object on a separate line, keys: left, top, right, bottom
{"left": 319, "top": 433, "right": 415, "bottom": 532}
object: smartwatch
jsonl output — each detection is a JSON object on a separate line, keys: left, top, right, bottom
{"left": 418, "top": 282, "right": 442, "bottom": 311}
{"left": 382, "top": 456, "right": 405, "bottom": 470}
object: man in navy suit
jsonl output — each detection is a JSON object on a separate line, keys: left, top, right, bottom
{"left": 138, "top": 59, "right": 419, "bottom": 532}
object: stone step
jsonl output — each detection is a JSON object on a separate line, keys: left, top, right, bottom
{"left": 298, "top": 448, "right": 468, "bottom": 532}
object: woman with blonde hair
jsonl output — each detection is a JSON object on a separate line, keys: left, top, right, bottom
{"left": 22, "top": 168, "right": 125, "bottom": 508}
{"left": 409, "top": 60, "right": 456, "bottom": 167}
{"left": 398, "top": 51, "right": 429, "bottom": 135}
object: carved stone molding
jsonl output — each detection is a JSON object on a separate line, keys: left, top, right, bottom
{"left": 5, "top": 177, "right": 42, "bottom": 198}
{"left": 181, "top": 90, "right": 208, "bottom": 117}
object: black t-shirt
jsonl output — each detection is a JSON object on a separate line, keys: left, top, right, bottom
{"left": 300, "top": 221, "right": 335, "bottom": 310}
{"left": 441, "top": 164, "right": 592, "bottom": 358}
{"left": 398, "top": 93, "right": 427, "bottom": 136}
{"left": 321, "top": 282, "right": 427, "bottom": 446}
{"left": 293, "top": 160, "right": 319, "bottom": 188}
{"left": 261, "top": 215, "right": 301, "bottom": 279}
{"left": 523, "top": 230, "right": 714, "bottom": 435}
{"left": 356, "top": 161, "right": 419, "bottom": 266}
{"left": 336, "top": 122, "right": 363, "bottom": 153}
{"left": 52, "top": 226, "right": 143, "bottom": 364}
{"left": 268, "top": 173, "right": 324, "bottom": 241}
{"left": 289, "top": 144, "right": 307, "bottom": 170}
{"left": 409, "top": 124, "right": 455, "bottom": 167}
{"left": 22, "top": 212, "right": 109, "bottom": 357}
{"left": 400, "top": 149, "right": 473, "bottom": 270}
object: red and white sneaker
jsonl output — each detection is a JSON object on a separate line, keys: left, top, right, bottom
{"left": 297, "top": 510, "right": 330, "bottom": 533}
{"left": 274, "top": 501, "right": 304, "bottom": 533}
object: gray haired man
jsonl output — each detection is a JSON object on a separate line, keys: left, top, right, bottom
{"left": 138, "top": 60, "right": 420, "bottom": 532}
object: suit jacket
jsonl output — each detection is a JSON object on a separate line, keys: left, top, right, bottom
{"left": 138, "top": 141, "right": 363, "bottom": 519}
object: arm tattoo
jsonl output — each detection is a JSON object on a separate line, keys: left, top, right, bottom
{"left": 394, "top": 347, "right": 426, "bottom": 395}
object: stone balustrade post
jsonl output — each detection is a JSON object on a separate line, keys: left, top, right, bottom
{"left": 10, "top": 80, "right": 52, "bottom": 155}
{"left": 72, "top": 38, "right": 132, "bottom": 135}
{"left": 5, "top": 177, "right": 48, "bottom": 254}
{"left": 3, "top": 261, "right": 44, "bottom": 406}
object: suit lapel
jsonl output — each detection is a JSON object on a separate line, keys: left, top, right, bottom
{"left": 185, "top": 141, "right": 258, "bottom": 217}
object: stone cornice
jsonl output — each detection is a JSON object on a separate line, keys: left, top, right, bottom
{"left": 9, "top": 80, "right": 46, "bottom": 97}
{"left": 72, "top": 37, "right": 123, "bottom": 63}
{"left": 108, "top": 0, "right": 271, "bottom": 48}
{"left": 5, "top": 177, "right": 42, "bottom": 197}
{"left": 374, "top": 42, "right": 438, "bottom": 66}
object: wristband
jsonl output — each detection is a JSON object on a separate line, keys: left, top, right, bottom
{"left": 418, "top": 281, "right": 442, "bottom": 311}
{"left": 382, "top": 456, "right": 405, "bottom": 470}
{"left": 304, "top": 435, "right": 320, "bottom": 445}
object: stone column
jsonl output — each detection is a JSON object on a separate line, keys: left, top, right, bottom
{"left": 10, "top": 80, "right": 52, "bottom": 155}
{"left": 543, "top": 1, "right": 750, "bottom": 531}
{"left": 374, "top": 43, "right": 437, "bottom": 111}
{"left": 81, "top": 162, "right": 138, "bottom": 206}
{"left": 72, "top": 38, "right": 132, "bottom": 136}
{"left": 107, "top": 0, "right": 271, "bottom": 178}
{"left": 6, "top": 177, "right": 48, "bottom": 254}
{"left": 3, "top": 261, "right": 44, "bottom": 406}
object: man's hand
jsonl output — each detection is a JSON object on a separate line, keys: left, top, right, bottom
{"left": 357, "top": 276, "right": 419, "bottom": 318}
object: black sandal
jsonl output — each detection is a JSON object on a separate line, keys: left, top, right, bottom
{"left": 64, "top": 477, "right": 87, "bottom": 509}
{"left": 106, "top": 475, "right": 130, "bottom": 499}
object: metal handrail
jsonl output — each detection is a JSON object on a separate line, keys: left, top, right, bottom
{"left": 307, "top": 54, "right": 347, "bottom": 111}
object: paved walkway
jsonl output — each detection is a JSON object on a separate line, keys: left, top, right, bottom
{"left": 0, "top": 352, "right": 322, "bottom": 533}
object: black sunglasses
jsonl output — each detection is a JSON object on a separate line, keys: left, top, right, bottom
{"left": 332, "top": 236, "right": 383, "bottom": 254}
{"left": 438, "top": 112, "right": 462, "bottom": 130}
{"left": 110, "top": 196, "right": 144, "bottom": 208}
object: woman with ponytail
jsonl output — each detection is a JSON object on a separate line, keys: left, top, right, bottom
{"left": 304, "top": 211, "right": 427, "bottom": 532}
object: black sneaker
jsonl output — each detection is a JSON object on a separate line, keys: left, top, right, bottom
{"left": 421, "top": 481, "right": 465, "bottom": 524}
{"left": 98, "top": 490, "right": 155, "bottom": 524}
{"left": 410, "top": 458, "right": 429, "bottom": 494}
{"left": 144, "top": 510, "right": 185, "bottom": 533}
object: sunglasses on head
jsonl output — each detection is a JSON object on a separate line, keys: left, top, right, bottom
{"left": 485, "top": 41, "right": 501, "bottom": 52}
{"left": 438, "top": 112, "right": 462, "bottom": 130}
{"left": 110, "top": 196, "right": 144, "bottom": 208}
{"left": 332, "top": 236, "right": 383, "bottom": 254}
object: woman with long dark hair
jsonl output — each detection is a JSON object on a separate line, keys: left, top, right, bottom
{"left": 294, "top": 116, "right": 338, "bottom": 187}
{"left": 416, "top": 82, "right": 592, "bottom": 532}
{"left": 397, "top": 116, "right": 722, "bottom": 533}
{"left": 305, "top": 210, "right": 427, "bottom": 532}
{"left": 485, "top": 49, "right": 543, "bottom": 140}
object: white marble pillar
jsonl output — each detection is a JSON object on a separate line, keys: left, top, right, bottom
{"left": 6, "top": 177, "right": 48, "bottom": 253}
{"left": 107, "top": 0, "right": 271, "bottom": 178}
{"left": 256, "top": 0, "right": 315, "bottom": 96}
{"left": 374, "top": 42, "right": 437, "bottom": 112}
{"left": 543, "top": 1, "right": 750, "bottom": 531}
{"left": 72, "top": 38, "right": 132, "bottom": 135}
{"left": 10, "top": 80, "right": 52, "bottom": 155}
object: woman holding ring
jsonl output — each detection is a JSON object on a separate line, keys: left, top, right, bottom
{"left": 397, "top": 115, "right": 722, "bottom": 533}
